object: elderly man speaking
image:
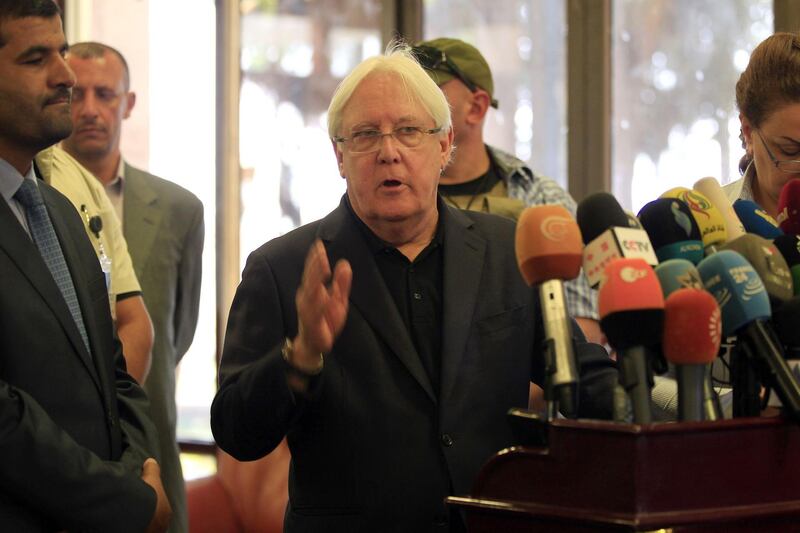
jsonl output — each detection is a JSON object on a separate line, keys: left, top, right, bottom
{"left": 211, "top": 43, "right": 616, "bottom": 533}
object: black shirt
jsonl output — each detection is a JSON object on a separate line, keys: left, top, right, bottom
{"left": 345, "top": 196, "right": 445, "bottom": 395}
{"left": 438, "top": 147, "right": 502, "bottom": 197}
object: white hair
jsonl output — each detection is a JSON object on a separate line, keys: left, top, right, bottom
{"left": 327, "top": 40, "right": 452, "bottom": 139}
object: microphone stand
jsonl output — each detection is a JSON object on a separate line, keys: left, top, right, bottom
{"left": 731, "top": 341, "right": 761, "bottom": 418}
{"left": 542, "top": 337, "right": 558, "bottom": 422}
{"left": 618, "top": 345, "right": 654, "bottom": 424}
{"left": 702, "top": 364, "right": 722, "bottom": 421}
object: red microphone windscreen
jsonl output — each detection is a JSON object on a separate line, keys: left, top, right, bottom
{"left": 663, "top": 288, "right": 721, "bottom": 365}
{"left": 777, "top": 179, "right": 800, "bottom": 234}
{"left": 598, "top": 258, "right": 664, "bottom": 318}
{"left": 515, "top": 205, "right": 583, "bottom": 286}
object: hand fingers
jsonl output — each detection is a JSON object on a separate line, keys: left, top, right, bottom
{"left": 297, "top": 275, "right": 334, "bottom": 321}
{"left": 300, "top": 240, "right": 331, "bottom": 293}
{"left": 297, "top": 242, "right": 335, "bottom": 348}
{"left": 325, "top": 260, "right": 353, "bottom": 338}
{"left": 330, "top": 259, "right": 353, "bottom": 309}
{"left": 297, "top": 242, "right": 328, "bottom": 319}
{"left": 297, "top": 249, "right": 351, "bottom": 353}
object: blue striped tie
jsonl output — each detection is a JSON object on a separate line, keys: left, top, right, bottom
{"left": 15, "top": 179, "right": 92, "bottom": 356}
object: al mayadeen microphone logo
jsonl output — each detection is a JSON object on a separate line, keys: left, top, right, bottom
{"left": 541, "top": 215, "right": 572, "bottom": 241}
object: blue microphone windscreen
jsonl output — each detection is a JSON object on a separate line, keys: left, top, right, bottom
{"left": 655, "top": 240, "right": 704, "bottom": 265}
{"left": 697, "top": 250, "right": 771, "bottom": 337}
{"left": 654, "top": 259, "right": 703, "bottom": 298}
{"left": 733, "top": 199, "right": 784, "bottom": 239}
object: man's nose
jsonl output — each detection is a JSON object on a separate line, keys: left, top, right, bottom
{"left": 376, "top": 133, "right": 401, "bottom": 163}
{"left": 52, "top": 54, "right": 76, "bottom": 89}
{"left": 78, "top": 92, "right": 99, "bottom": 118}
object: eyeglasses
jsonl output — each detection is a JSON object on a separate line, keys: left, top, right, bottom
{"left": 412, "top": 45, "right": 499, "bottom": 108}
{"left": 333, "top": 126, "right": 442, "bottom": 153}
{"left": 755, "top": 130, "right": 800, "bottom": 173}
{"left": 414, "top": 45, "right": 479, "bottom": 91}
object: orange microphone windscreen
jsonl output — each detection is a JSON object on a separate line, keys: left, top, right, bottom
{"left": 515, "top": 205, "right": 583, "bottom": 286}
{"left": 598, "top": 258, "right": 664, "bottom": 318}
{"left": 663, "top": 288, "right": 721, "bottom": 365}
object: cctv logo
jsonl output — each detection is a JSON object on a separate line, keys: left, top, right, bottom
{"left": 622, "top": 240, "right": 651, "bottom": 253}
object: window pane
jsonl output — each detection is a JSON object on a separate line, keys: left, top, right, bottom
{"left": 150, "top": 1, "right": 217, "bottom": 445}
{"left": 423, "top": 0, "right": 567, "bottom": 188}
{"left": 239, "top": 0, "right": 382, "bottom": 271}
{"left": 612, "top": 0, "right": 773, "bottom": 212}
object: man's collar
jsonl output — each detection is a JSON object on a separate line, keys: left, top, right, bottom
{"left": 0, "top": 157, "right": 35, "bottom": 203}
{"left": 105, "top": 155, "right": 127, "bottom": 191}
{"left": 485, "top": 144, "right": 535, "bottom": 188}
{"left": 344, "top": 194, "right": 444, "bottom": 254}
{"left": 117, "top": 156, "right": 127, "bottom": 181}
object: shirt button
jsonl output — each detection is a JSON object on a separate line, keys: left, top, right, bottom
{"left": 441, "top": 433, "right": 453, "bottom": 447}
{"left": 413, "top": 292, "right": 422, "bottom": 300}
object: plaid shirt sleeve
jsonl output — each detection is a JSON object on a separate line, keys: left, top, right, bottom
{"left": 494, "top": 147, "right": 599, "bottom": 320}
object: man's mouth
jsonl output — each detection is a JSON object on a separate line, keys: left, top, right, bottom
{"left": 44, "top": 90, "right": 71, "bottom": 106}
{"left": 382, "top": 179, "right": 402, "bottom": 187}
{"left": 76, "top": 125, "right": 105, "bottom": 135}
{"left": 45, "top": 96, "right": 70, "bottom": 106}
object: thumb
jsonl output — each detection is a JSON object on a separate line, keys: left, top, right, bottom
{"left": 142, "top": 458, "right": 160, "bottom": 476}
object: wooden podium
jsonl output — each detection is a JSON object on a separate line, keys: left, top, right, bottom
{"left": 447, "top": 414, "right": 800, "bottom": 532}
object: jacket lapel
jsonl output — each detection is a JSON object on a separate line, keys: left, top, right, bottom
{"left": 122, "top": 164, "right": 161, "bottom": 264}
{"left": 439, "top": 206, "right": 486, "bottom": 404}
{"left": 0, "top": 187, "right": 101, "bottom": 387}
{"left": 318, "top": 201, "right": 436, "bottom": 403}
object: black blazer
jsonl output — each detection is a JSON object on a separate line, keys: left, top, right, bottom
{"left": 212, "top": 198, "right": 616, "bottom": 532}
{"left": 0, "top": 180, "right": 158, "bottom": 532}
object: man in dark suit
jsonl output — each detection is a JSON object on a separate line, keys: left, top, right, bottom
{"left": 211, "top": 43, "right": 617, "bottom": 532}
{"left": 61, "top": 41, "right": 204, "bottom": 533}
{"left": 0, "top": 1, "right": 170, "bottom": 530}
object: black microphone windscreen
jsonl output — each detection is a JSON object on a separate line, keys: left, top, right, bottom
{"left": 638, "top": 198, "right": 702, "bottom": 250}
{"left": 774, "top": 234, "right": 800, "bottom": 268}
{"left": 600, "top": 309, "right": 664, "bottom": 350}
{"left": 576, "top": 193, "right": 629, "bottom": 244}
{"left": 772, "top": 297, "right": 800, "bottom": 346}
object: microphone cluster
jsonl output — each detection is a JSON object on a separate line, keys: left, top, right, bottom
{"left": 514, "top": 175, "right": 800, "bottom": 424}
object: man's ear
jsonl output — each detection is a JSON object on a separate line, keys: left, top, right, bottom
{"left": 332, "top": 139, "right": 345, "bottom": 177}
{"left": 439, "top": 126, "right": 455, "bottom": 168}
{"left": 123, "top": 91, "right": 136, "bottom": 120}
{"left": 465, "top": 89, "right": 491, "bottom": 126}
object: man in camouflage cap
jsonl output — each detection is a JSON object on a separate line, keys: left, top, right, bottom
{"left": 414, "top": 37, "right": 602, "bottom": 347}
